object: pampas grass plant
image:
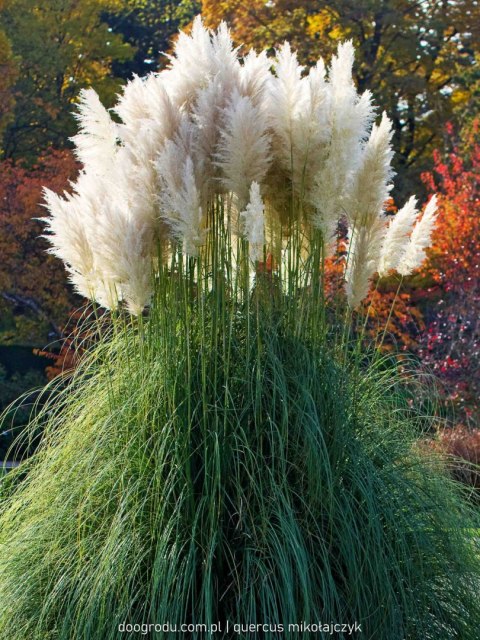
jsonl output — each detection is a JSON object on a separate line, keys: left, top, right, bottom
{"left": 1, "top": 17, "right": 479, "bottom": 640}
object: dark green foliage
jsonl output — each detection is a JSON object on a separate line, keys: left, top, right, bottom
{"left": 103, "top": 0, "right": 201, "bottom": 78}
{"left": 0, "top": 362, "right": 45, "bottom": 459}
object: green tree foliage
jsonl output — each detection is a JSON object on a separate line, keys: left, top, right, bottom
{"left": 0, "top": 10, "right": 19, "bottom": 143}
{"left": 104, "top": 0, "right": 201, "bottom": 78}
{"left": 202, "top": 0, "right": 480, "bottom": 199}
{"left": 0, "top": 0, "right": 134, "bottom": 159}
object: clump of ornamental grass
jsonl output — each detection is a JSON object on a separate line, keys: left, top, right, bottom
{"left": 1, "top": 251, "right": 480, "bottom": 640}
{"left": 1, "top": 17, "right": 479, "bottom": 640}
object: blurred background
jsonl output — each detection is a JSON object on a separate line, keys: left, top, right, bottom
{"left": 0, "top": 1, "right": 478, "bottom": 469}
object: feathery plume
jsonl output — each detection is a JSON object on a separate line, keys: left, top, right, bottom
{"left": 116, "top": 75, "right": 180, "bottom": 150}
{"left": 115, "top": 75, "right": 151, "bottom": 132}
{"left": 216, "top": 90, "right": 271, "bottom": 210}
{"left": 161, "top": 16, "right": 214, "bottom": 106}
{"left": 240, "top": 182, "right": 265, "bottom": 261}
{"left": 397, "top": 195, "right": 438, "bottom": 276}
{"left": 41, "top": 188, "right": 97, "bottom": 300}
{"left": 328, "top": 41, "right": 374, "bottom": 147}
{"left": 267, "top": 42, "right": 305, "bottom": 174}
{"left": 43, "top": 183, "right": 122, "bottom": 310}
{"left": 113, "top": 78, "right": 182, "bottom": 243}
{"left": 211, "top": 20, "right": 241, "bottom": 88}
{"left": 344, "top": 113, "right": 394, "bottom": 306}
{"left": 310, "top": 42, "right": 374, "bottom": 242}
{"left": 345, "top": 218, "right": 385, "bottom": 308}
{"left": 92, "top": 199, "right": 153, "bottom": 315}
{"left": 346, "top": 112, "right": 394, "bottom": 227}
{"left": 190, "top": 77, "right": 227, "bottom": 198}
{"left": 71, "top": 89, "right": 118, "bottom": 176}
{"left": 239, "top": 49, "right": 271, "bottom": 105}
{"left": 162, "top": 16, "right": 240, "bottom": 109}
{"left": 157, "top": 139, "right": 205, "bottom": 255}
{"left": 290, "top": 59, "right": 331, "bottom": 200}
{"left": 378, "top": 196, "right": 419, "bottom": 276}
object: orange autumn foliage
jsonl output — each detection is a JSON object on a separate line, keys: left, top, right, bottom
{"left": 0, "top": 149, "right": 79, "bottom": 342}
{"left": 417, "top": 122, "right": 480, "bottom": 423}
{"left": 356, "top": 122, "right": 479, "bottom": 421}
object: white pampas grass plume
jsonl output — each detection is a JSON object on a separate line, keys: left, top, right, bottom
{"left": 43, "top": 179, "right": 153, "bottom": 313}
{"left": 347, "top": 112, "right": 394, "bottom": 227}
{"left": 343, "top": 112, "right": 394, "bottom": 304}
{"left": 378, "top": 196, "right": 419, "bottom": 276}
{"left": 41, "top": 188, "right": 97, "bottom": 300}
{"left": 107, "top": 146, "right": 157, "bottom": 231}
{"left": 345, "top": 218, "right": 386, "bottom": 308}
{"left": 163, "top": 16, "right": 240, "bottom": 108}
{"left": 211, "top": 20, "right": 241, "bottom": 87}
{"left": 310, "top": 42, "right": 374, "bottom": 242}
{"left": 157, "top": 145, "right": 205, "bottom": 256}
{"left": 71, "top": 89, "right": 118, "bottom": 176}
{"left": 290, "top": 59, "right": 331, "bottom": 200}
{"left": 397, "top": 195, "right": 438, "bottom": 276}
{"left": 116, "top": 74, "right": 180, "bottom": 153}
{"left": 162, "top": 16, "right": 214, "bottom": 106}
{"left": 329, "top": 39, "right": 354, "bottom": 88}
{"left": 113, "top": 78, "right": 182, "bottom": 240}
{"left": 343, "top": 113, "right": 394, "bottom": 306}
{"left": 121, "top": 257, "right": 152, "bottom": 315}
{"left": 115, "top": 75, "right": 151, "bottom": 131}
{"left": 239, "top": 49, "right": 271, "bottom": 105}
{"left": 216, "top": 90, "right": 271, "bottom": 209}
{"left": 191, "top": 77, "right": 227, "bottom": 197}
{"left": 267, "top": 42, "right": 304, "bottom": 171}
{"left": 328, "top": 41, "right": 375, "bottom": 146}
{"left": 240, "top": 182, "right": 265, "bottom": 261}
{"left": 300, "top": 58, "right": 331, "bottom": 156}
{"left": 92, "top": 201, "right": 153, "bottom": 315}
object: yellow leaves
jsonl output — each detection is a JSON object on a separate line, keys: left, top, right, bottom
{"left": 430, "top": 67, "right": 450, "bottom": 87}
{"left": 451, "top": 88, "right": 471, "bottom": 106}
{"left": 329, "top": 24, "right": 346, "bottom": 41}
{"left": 307, "top": 10, "right": 333, "bottom": 37}
{"left": 98, "top": 0, "right": 127, "bottom": 10}
{"left": 202, "top": 0, "right": 263, "bottom": 34}
{"left": 307, "top": 9, "right": 346, "bottom": 41}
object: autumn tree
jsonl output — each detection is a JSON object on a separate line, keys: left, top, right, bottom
{"left": 356, "top": 121, "right": 479, "bottom": 423}
{"left": 202, "top": 0, "right": 480, "bottom": 199}
{"left": 417, "top": 122, "right": 480, "bottom": 424}
{"left": 0, "top": 149, "right": 79, "bottom": 344}
{"left": 0, "top": 0, "right": 133, "bottom": 160}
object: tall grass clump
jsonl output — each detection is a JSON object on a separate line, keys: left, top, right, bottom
{"left": 1, "top": 17, "right": 479, "bottom": 640}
